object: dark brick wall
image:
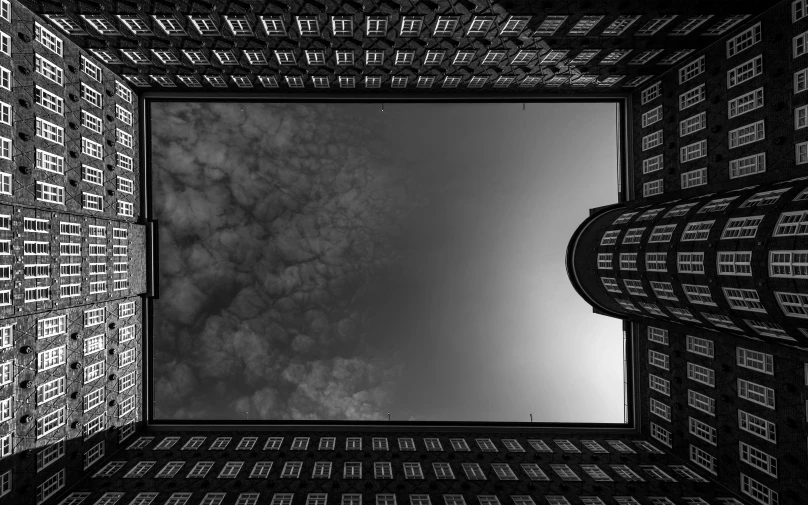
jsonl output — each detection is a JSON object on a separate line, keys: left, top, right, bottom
{"left": 631, "top": 1, "right": 799, "bottom": 203}
{"left": 637, "top": 321, "right": 808, "bottom": 504}
{"left": 52, "top": 431, "right": 752, "bottom": 504}
{"left": 7, "top": 0, "right": 140, "bottom": 222}
{"left": 13, "top": 0, "right": 783, "bottom": 93}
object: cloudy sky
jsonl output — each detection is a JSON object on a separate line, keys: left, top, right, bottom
{"left": 151, "top": 101, "right": 624, "bottom": 423}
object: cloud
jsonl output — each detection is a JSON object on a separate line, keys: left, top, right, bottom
{"left": 151, "top": 103, "right": 418, "bottom": 420}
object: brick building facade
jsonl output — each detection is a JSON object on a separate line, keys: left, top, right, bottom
{"left": 0, "top": 0, "right": 806, "bottom": 505}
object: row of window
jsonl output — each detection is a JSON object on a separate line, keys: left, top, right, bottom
{"left": 603, "top": 208, "right": 808, "bottom": 247}
{"left": 46, "top": 12, "right": 751, "bottom": 40}
{"left": 0, "top": 278, "right": 131, "bottom": 302}
{"left": 598, "top": 250, "right": 808, "bottom": 278}
{"left": 124, "top": 72, "right": 630, "bottom": 90}
{"left": 96, "top": 458, "right": 706, "bottom": 484}
{"left": 90, "top": 45, "right": 709, "bottom": 70}
{"left": 56, "top": 491, "right": 735, "bottom": 505}
{"left": 3, "top": 218, "right": 131, "bottom": 239}
{"left": 126, "top": 436, "right": 650, "bottom": 454}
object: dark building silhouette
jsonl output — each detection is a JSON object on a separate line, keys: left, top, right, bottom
{"left": 0, "top": 0, "right": 803, "bottom": 505}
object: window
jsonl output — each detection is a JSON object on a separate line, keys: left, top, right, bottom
{"left": 84, "top": 360, "right": 104, "bottom": 384}
{"left": 649, "top": 281, "right": 677, "bottom": 301}
{"left": 312, "top": 461, "right": 332, "bottom": 479}
{"left": 681, "top": 140, "right": 707, "bottom": 163}
{"left": 739, "top": 410, "right": 776, "bottom": 443}
{"left": 36, "top": 22, "right": 62, "bottom": 56}
{"left": 344, "top": 462, "right": 362, "bottom": 479}
{"left": 623, "top": 279, "right": 645, "bottom": 296}
{"left": 729, "top": 87, "right": 764, "bottom": 118}
{"left": 600, "top": 230, "right": 620, "bottom": 245}
{"left": 83, "top": 387, "right": 105, "bottom": 413}
{"left": 680, "top": 112, "right": 706, "bottom": 137}
{"left": 642, "top": 155, "right": 664, "bottom": 174}
{"left": 682, "top": 168, "right": 707, "bottom": 188}
{"left": 36, "top": 118, "right": 63, "bottom": 145}
{"left": 37, "top": 407, "right": 65, "bottom": 438}
{"left": 210, "top": 438, "right": 231, "bottom": 451}
{"left": 219, "top": 462, "right": 244, "bottom": 478}
{"left": 119, "top": 371, "right": 136, "bottom": 392}
{"left": 346, "top": 437, "right": 362, "bottom": 450}
{"left": 681, "top": 221, "right": 714, "bottom": 242}
{"left": 688, "top": 362, "right": 715, "bottom": 387}
{"left": 648, "top": 327, "right": 669, "bottom": 345}
{"left": 188, "top": 462, "right": 215, "bottom": 478}
{"left": 601, "top": 277, "right": 620, "bottom": 293}
{"left": 82, "top": 137, "right": 102, "bottom": 159}
{"left": 676, "top": 252, "right": 704, "bottom": 274}
{"left": 729, "top": 120, "right": 765, "bottom": 148}
{"left": 717, "top": 251, "right": 762, "bottom": 276}
{"left": 688, "top": 417, "right": 717, "bottom": 446}
{"left": 597, "top": 253, "right": 613, "bottom": 269}
{"left": 745, "top": 319, "right": 793, "bottom": 340}
{"left": 432, "top": 462, "right": 454, "bottom": 479}
{"left": 291, "top": 437, "right": 310, "bottom": 450}
{"left": 82, "top": 192, "right": 103, "bottom": 211}
{"left": 728, "top": 56, "right": 763, "bottom": 88}
{"left": 724, "top": 287, "right": 765, "bottom": 312}
{"left": 622, "top": 228, "right": 645, "bottom": 244}
{"left": 250, "top": 462, "right": 273, "bottom": 478}
{"left": 679, "top": 56, "right": 705, "bottom": 84}
{"left": 740, "top": 441, "right": 777, "bottom": 477}
{"left": 641, "top": 106, "right": 663, "bottom": 128}
{"left": 644, "top": 180, "right": 663, "bottom": 197}
{"left": 449, "top": 439, "right": 468, "bottom": 451}
{"left": 35, "top": 54, "right": 63, "bottom": 86}
{"left": 689, "top": 390, "right": 715, "bottom": 415}
{"left": 374, "top": 462, "right": 393, "bottom": 479}
{"left": 610, "top": 465, "right": 644, "bottom": 481}
{"left": 645, "top": 252, "right": 667, "bottom": 272}
{"left": 649, "top": 350, "right": 669, "bottom": 370}
{"left": 37, "top": 469, "right": 65, "bottom": 505}
{"left": 649, "top": 375, "right": 670, "bottom": 395}
{"left": 680, "top": 84, "right": 705, "bottom": 110}
{"left": 722, "top": 216, "right": 762, "bottom": 239}
{"left": 37, "top": 439, "right": 65, "bottom": 472}
{"left": 642, "top": 130, "right": 663, "bottom": 151}
{"left": 156, "top": 462, "right": 185, "bottom": 478}
{"left": 649, "top": 224, "right": 676, "bottom": 243}
{"left": 34, "top": 150, "right": 63, "bottom": 178}
{"left": 727, "top": 23, "right": 762, "bottom": 58}
{"left": 619, "top": 253, "right": 637, "bottom": 271}
{"left": 36, "top": 87, "right": 63, "bottom": 115}
{"left": 738, "top": 378, "right": 775, "bottom": 408}
{"left": 84, "top": 334, "right": 104, "bottom": 355}
{"left": 404, "top": 462, "right": 423, "bottom": 479}
{"left": 549, "top": 464, "right": 580, "bottom": 481}
{"left": 476, "top": 438, "right": 497, "bottom": 452}
{"left": 741, "top": 473, "right": 778, "bottom": 505}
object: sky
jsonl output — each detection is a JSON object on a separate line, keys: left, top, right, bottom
{"left": 151, "top": 101, "right": 624, "bottom": 423}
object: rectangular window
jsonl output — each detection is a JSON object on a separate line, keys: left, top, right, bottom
{"left": 681, "top": 221, "right": 714, "bottom": 241}
{"left": 650, "top": 281, "right": 678, "bottom": 301}
{"left": 679, "top": 84, "right": 705, "bottom": 110}
{"left": 84, "top": 360, "right": 104, "bottom": 384}
{"left": 689, "top": 417, "right": 716, "bottom": 445}
{"left": 600, "top": 230, "right": 620, "bottom": 246}
{"left": 35, "top": 54, "right": 63, "bottom": 86}
{"left": 729, "top": 87, "right": 764, "bottom": 118}
{"left": 597, "top": 253, "right": 613, "bottom": 269}
{"left": 681, "top": 168, "right": 707, "bottom": 188}
{"left": 37, "top": 376, "right": 65, "bottom": 406}
{"left": 38, "top": 345, "right": 65, "bottom": 371}
{"left": 649, "top": 374, "right": 670, "bottom": 395}
{"left": 37, "top": 439, "right": 65, "bottom": 472}
{"left": 652, "top": 224, "right": 676, "bottom": 244}
{"left": 37, "top": 469, "right": 65, "bottom": 505}
{"left": 642, "top": 130, "right": 663, "bottom": 151}
{"left": 643, "top": 180, "right": 663, "bottom": 197}
{"left": 738, "top": 378, "right": 775, "bottom": 408}
{"left": 728, "top": 56, "right": 763, "bottom": 88}
{"left": 740, "top": 442, "right": 777, "bottom": 477}
{"left": 737, "top": 348, "right": 774, "bottom": 374}
{"left": 35, "top": 87, "right": 63, "bottom": 115}
{"left": 681, "top": 140, "right": 707, "bottom": 162}
{"left": 36, "top": 407, "right": 65, "bottom": 438}
{"left": 648, "top": 350, "right": 669, "bottom": 370}
{"left": 739, "top": 410, "right": 776, "bottom": 443}
{"left": 84, "top": 334, "right": 104, "bottom": 355}
{"left": 687, "top": 362, "right": 715, "bottom": 387}
{"left": 679, "top": 56, "right": 705, "bottom": 84}
{"left": 722, "top": 216, "right": 762, "bottom": 239}
{"left": 686, "top": 335, "right": 714, "bottom": 358}
{"left": 643, "top": 155, "right": 664, "bottom": 174}
{"left": 642, "top": 106, "right": 663, "bottom": 128}
{"left": 727, "top": 23, "right": 761, "bottom": 57}
{"left": 677, "top": 252, "right": 704, "bottom": 274}
{"left": 622, "top": 228, "right": 645, "bottom": 244}
{"left": 619, "top": 253, "right": 637, "bottom": 270}
{"left": 689, "top": 445, "right": 716, "bottom": 475}
{"left": 83, "top": 387, "right": 105, "bottom": 412}
{"left": 36, "top": 118, "right": 64, "bottom": 145}
{"left": 741, "top": 473, "right": 778, "bottom": 505}
{"left": 35, "top": 22, "right": 62, "bottom": 56}
{"left": 716, "top": 252, "right": 753, "bottom": 277}
{"left": 680, "top": 112, "right": 707, "bottom": 137}
{"left": 81, "top": 83, "right": 102, "bottom": 108}
{"left": 729, "top": 120, "right": 765, "bottom": 149}
{"left": 688, "top": 390, "right": 715, "bottom": 415}
{"left": 646, "top": 252, "right": 667, "bottom": 272}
